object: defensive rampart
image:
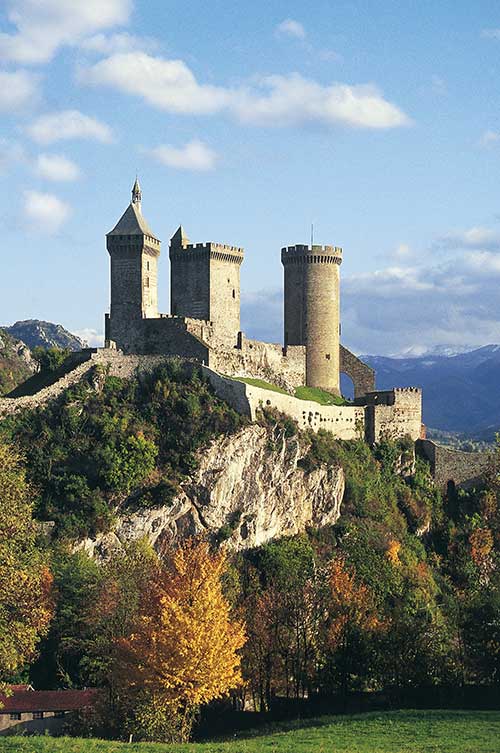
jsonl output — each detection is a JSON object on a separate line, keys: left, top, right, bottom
{"left": 417, "top": 439, "right": 493, "bottom": 491}
{"left": 0, "top": 350, "right": 423, "bottom": 445}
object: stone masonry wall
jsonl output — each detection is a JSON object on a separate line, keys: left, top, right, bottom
{"left": 364, "top": 388, "right": 422, "bottom": 444}
{"left": 340, "top": 345, "right": 376, "bottom": 399}
{"left": 417, "top": 439, "right": 493, "bottom": 491}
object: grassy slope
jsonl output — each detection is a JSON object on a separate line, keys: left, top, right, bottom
{"left": 232, "top": 377, "right": 349, "bottom": 406}
{"left": 1, "top": 711, "right": 499, "bottom": 753}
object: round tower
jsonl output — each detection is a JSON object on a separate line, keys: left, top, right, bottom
{"left": 281, "top": 244, "right": 343, "bottom": 394}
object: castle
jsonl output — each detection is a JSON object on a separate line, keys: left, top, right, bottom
{"left": 103, "top": 180, "right": 423, "bottom": 443}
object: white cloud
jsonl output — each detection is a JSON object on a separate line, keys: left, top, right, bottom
{"left": 435, "top": 226, "right": 500, "bottom": 251}
{"left": 0, "top": 137, "right": 27, "bottom": 173}
{"left": 234, "top": 76, "right": 411, "bottom": 128}
{"left": 27, "top": 110, "right": 113, "bottom": 144}
{"left": 276, "top": 19, "right": 306, "bottom": 39}
{"left": 36, "top": 153, "right": 80, "bottom": 181}
{"left": 74, "top": 328, "right": 104, "bottom": 347}
{"left": 80, "top": 31, "right": 158, "bottom": 55}
{"left": 148, "top": 140, "right": 217, "bottom": 171}
{"left": 0, "top": 0, "right": 132, "bottom": 64}
{"left": 0, "top": 69, "right": 38, "bottom": 110}
{"left": 242, "top": 224, "right": 500, "bottom": 355}
{"left": 23, "top": 190, "right": 70, "bottom": 233}
{"left": 480, "top": 130, "right": 500, "bottom": 147}
{"left": 80, "top": 52, "right": 230, "bottom": 114}
{"left": 80, "top": 52, "right": 411, "bottom": 129}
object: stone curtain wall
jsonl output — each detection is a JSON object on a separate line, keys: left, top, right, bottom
{"left": 417, "top": 439, "right": 493, "bottom": 491}
{"left": 0, "top": 349, "right": 423, "bottom": 444}
{"left": 340, "top": 345, "right": 376, "bottom": 399}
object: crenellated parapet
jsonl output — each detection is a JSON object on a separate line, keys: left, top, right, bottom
{"left": 169, "top": 241, "right": 244, "bottom": 265}
{"left": 281, "top": 244, "right": 342, "bottom": 265}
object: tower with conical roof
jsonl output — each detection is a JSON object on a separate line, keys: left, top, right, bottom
{"left": 105, "top": 180, "right": 161, "bottom": 351}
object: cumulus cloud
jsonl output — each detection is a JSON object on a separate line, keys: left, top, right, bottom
{"left": 80, "top": 52, "right": 411, "bottom": 129}
{"left": 276, "top": 19, "right": 306, "bottom": 39}
{"left": 74, "top": 328, "right": 104, "bottom": 347}
{"left": 27, "top": 110, "right": 113, "bottom": 144}
{"left": 0, "top": 0, "right": 132, "bottom": 64}
{"left": 242, "top": 225, "right": 500, "bottom": 355}
{"left": 148, "top": 140, "right": 217, "bottom": 171}
{"left": 0, "top": 137, "right": 27, "bottom": 173}
{"left": 23, "top": 190, "right": 70, "bottom": 233}
{"left": 0, "top": 69, "right": 38, "bottom": 110}
{"left": 36, "top": 153, "right": 80, "bottom": 181}
{"left": 80, "top": 31, "right": 158, "bottom": 55}
{"left": 435, "top": 226, "right": 500, "bottom": 251}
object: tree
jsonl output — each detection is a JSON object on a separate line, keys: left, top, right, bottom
{"left": 0, "top": 440, "right": 53, "bottom": 693}
{"left": 114, "top": 538, "right": 246, "bottom": 742}
{"left": 323, "top": 556, "right": 381, "bottom": 697}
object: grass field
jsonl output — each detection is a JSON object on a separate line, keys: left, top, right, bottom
{"left": 1, "top": 710, "right": 499, "bottom": 753}
{"left": 232, "top": 378, "right": 349, "bottom": 406}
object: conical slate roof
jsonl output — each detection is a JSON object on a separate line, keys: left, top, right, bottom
{"left": 107, "top": 180, "right": 159, "bottom": 240}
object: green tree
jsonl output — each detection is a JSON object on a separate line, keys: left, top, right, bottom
{"left": 0, "top": 440, "right": 53, "bottom": 693}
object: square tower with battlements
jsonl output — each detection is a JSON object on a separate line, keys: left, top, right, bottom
{"left": 169, "top": 226, "right": 244, "bottom": 345}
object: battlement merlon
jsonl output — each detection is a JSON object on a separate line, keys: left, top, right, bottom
{"left": 281, "top": 244, "right": 342, "bottom": 265}
{"left": 169, "top": 241, "right": 244, "bottom": 265}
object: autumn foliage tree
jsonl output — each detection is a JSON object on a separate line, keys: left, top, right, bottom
{"left": 0, "top": 440, "right": 53, "bottom": 693}
{"left": 323, "top": 556, "right": 382, "bottom": 696}
{"left": 114, "top": 538, "right": 246, "bottom": 742}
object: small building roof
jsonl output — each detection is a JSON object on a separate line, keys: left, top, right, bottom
{"left": 0, "top": 688, "right": 99, "bottom": 713}
{"left": 107, "top": 201, "right": 159, "bottom": 240}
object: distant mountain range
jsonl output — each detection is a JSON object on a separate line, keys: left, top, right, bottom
{"left": 361, "top": 345, "right": 500, "bottom": 440}
{"left": 3, "top": 320, "right": 85, "bottom": 352}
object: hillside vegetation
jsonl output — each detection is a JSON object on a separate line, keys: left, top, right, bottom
{"left": 0, "top": 363, "right": 499, "bottom": 743}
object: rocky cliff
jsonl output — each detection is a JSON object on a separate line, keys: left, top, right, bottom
{"left": 80, "top": 425, "right": 345, "bottom": 559}
{"left": 0, "top": 328, "right": 37, "bottom": 395}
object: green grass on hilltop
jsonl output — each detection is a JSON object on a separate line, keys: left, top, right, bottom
{"left": 232, "top": 377, "right": 288, "bottom": 394}
{"left": 294, "top": 385, "right": 349, "bottom": 406}
{"left": 231, "top": 377, "right": 349, "bottom": 406}
{"left": 1, "top": 710, "right": 499, "bottom": 753}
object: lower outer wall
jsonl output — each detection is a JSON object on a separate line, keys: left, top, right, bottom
{"left": 417, "top": 439, "right": 493, "bottom": 491}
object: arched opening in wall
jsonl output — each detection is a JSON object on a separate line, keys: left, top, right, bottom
{"left": 340, "top": 372, "right": 355, "bottom": 401}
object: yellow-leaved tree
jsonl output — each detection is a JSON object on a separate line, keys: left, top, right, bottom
{"left": 0, "top": 440, "right": 53, "bottom": 695}
{"left": 115, "top": 538, "right": 246, "bottom": 742}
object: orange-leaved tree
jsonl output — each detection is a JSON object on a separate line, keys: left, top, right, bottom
{"left": 115, "top": 537, "right": 246, "bottom": 742}
{"left": 325, "top": 555, "right": 382, "bottom": 696}
{"left": 0, "top": 440, "right": 53, "bottom": 696}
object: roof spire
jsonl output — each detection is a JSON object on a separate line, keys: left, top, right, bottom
{"left": 131, "top": 176, "right": 142, "bottom": 212}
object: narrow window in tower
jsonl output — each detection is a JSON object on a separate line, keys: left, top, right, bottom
{"left": 146, "top": 277, "right": 150, "bottom": 288}
{"left": 232, "top": 289, "right": 235, "bottom": 299}
{"left": 147, "top": 261, "right": 150, "bottom": 271}
{"left": 325, "top": 353, "right": 331, "bottom": 360}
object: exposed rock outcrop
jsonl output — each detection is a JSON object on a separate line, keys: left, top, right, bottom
{"left": 80, "top": 425, "right": 345, "bottom": 559}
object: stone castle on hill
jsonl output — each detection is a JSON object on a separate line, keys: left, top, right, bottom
{"left": 103, "top": 180, "right": 423, "bottom": 443}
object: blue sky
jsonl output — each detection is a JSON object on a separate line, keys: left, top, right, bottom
{"left": 2, "top": 0, "right": 500, "bottom": 355}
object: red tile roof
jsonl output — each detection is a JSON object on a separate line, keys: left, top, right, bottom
{"left": 0, "top": 688, "right": 99, "bottom": 713}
